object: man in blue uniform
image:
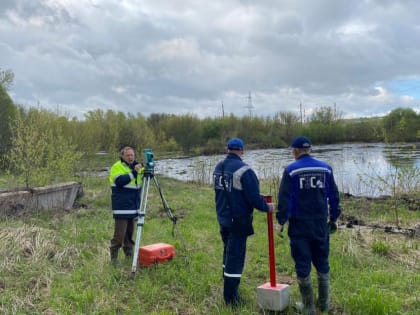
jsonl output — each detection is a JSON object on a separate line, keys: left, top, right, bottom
{"left": 276, "top": 136, "right": 341, "bottom": 314}
{"left": 213, "top": 138, "right": 275, "bottom": 306}
{"left": 109, "top": 146, "right": 144, "bottom": 265}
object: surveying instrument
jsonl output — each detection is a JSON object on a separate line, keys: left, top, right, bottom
{"left": 131, "top": 149, "right": 186, "bottom": 276}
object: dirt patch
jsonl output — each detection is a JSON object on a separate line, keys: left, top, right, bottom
{"left": 341, "top": 214, "right": 420, "bottom": 238}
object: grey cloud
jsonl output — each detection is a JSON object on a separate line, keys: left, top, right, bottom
{"left": 1, "top": 0, "right": 419, "bottom": 119}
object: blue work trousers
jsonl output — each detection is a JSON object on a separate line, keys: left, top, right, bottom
{"left": 290, "top": 236, "right": 329, "bottom": 278}
{"left": 220, "top": 225, "right": 247, "bottom": 304}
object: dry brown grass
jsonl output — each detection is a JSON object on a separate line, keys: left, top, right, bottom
{"left": 339, "top": 225, "right": 420, "bottom": 270}
{"left": 1, "top": 225, "right": 55, "bottom": 268}
{"left": 0, "top": 224, "right": 83, "bottom": 314}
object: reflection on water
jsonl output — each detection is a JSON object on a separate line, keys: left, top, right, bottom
{"left": 155, "top": 143, "right": 420, "bottom": 197}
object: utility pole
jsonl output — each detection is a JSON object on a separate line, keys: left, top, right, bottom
{"left": 300, "top": 102, "right": 303, "bottom": 124}
{"left": 221, "top": 100, "right": 225, "bottom": 118}
{"left": 245, "top": 91, "right": 254, "bottom": 117}
{"left": 334, "top": 102, "right": 337, "bottom": 121}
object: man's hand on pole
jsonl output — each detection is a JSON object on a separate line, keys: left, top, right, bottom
{"left": 267, "top": 203, "right": 276, "bottom": 212}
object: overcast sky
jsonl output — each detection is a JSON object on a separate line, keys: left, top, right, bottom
{"left": 1, "top": 0, "right": 420, "bottom": 120}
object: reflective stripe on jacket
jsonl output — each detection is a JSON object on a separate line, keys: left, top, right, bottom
{"left": 213, "top": 153, "right": 269, "bottom": 228}
{"left": 276, "top": 154, "right": 341, "bottom": 226}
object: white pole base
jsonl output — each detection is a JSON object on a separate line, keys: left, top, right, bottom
{"left": 256, "top": 282, "right": 290, "bottom": 311}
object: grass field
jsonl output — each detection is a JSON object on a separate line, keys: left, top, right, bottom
{"left": 1, "top": 175, "right": 419, "bottom": 315}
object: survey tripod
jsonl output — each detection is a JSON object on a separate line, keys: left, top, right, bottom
{"left": 131, "top": 150, "right": 187, "bottom": 275}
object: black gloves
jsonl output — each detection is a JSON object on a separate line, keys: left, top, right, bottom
{"left": 277, "top": 224, "right": 285, "bottom": 238}
{"left": 328, "top": 221, "right": 337, "bottom": 234}
{"left": 130, "top": 161, "right": 140, "bottom": 177}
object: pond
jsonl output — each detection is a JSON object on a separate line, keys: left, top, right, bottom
{"left": 154, "top": 142, "right": 420, "bottom": 197}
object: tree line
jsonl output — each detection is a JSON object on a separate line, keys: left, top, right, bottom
{"left": 1, "top": 68, "right": 419, "bottom": 187}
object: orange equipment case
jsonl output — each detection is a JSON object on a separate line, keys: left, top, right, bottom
{"left": 138, "top": 243, "right": 175, "bottom": 266}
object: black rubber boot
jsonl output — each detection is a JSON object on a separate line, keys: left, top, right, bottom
{"left": 297, "top": 276, "right": 316, "bottom": 315}
{"left": 123, "top": 247, "right": 133, "bottom": 258}
{"left": 110, "top": 248, "right": 119, "bottom": 265}
{"left": 223, "top": 277, "right": 242, "bottom": 306}
{"left": 317, "top": 272, "right": 330, "bottom": 313}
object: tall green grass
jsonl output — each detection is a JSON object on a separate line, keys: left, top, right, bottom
{"left": 1, "top": 176, "right": 419, "bottom": 314}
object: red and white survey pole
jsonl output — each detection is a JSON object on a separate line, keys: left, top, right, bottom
{"left": 267, "top": 210, "right": 277, "bottom": 287}
{"left": 256, "top": 195, "right": 290, "bottom": 311}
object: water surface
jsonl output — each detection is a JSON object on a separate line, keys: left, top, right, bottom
{"left": 155, "top": 142, "right": 420, "bottom": 197}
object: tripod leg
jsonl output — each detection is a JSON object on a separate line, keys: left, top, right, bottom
{"left": 152, "top": 176, "right": 188, "bottom": 249}
{"left": 131, "top": 176, "right": 150, "bottom": 275}
{"left": 152, "top": 176, "right": 175, "bottom": 220}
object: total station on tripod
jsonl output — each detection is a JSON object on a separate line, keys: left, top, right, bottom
{"left": 143, "top": 149, "right": 155, "bottom": 174}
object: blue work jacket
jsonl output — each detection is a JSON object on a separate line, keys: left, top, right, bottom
{"left": 213, "top": 153, "right": 269, "bottom": 232}
{"left": 276, "top": 154, "right": 341, "bottom": 226}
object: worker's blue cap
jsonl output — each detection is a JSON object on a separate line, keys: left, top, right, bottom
{"left": 290, "top": 136, "right": 312, "bottom": 148}
{"left": 227, "top": 138, "right": 244, "bottom": 150}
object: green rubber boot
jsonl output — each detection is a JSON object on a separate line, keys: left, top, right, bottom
{"left": 317, "top": 272, "right": 330, "bottom": 313}
{"left": 296, "top": 276, "right": 316, "bottom": 315}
